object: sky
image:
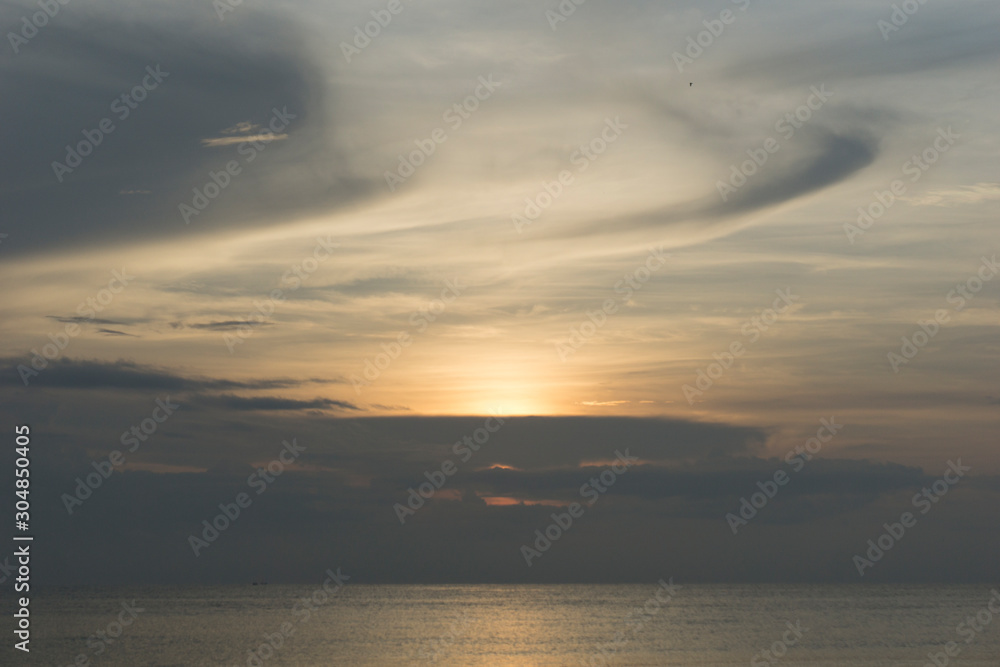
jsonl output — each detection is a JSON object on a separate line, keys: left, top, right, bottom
{"left": 1, "top": 0, "right": 998, "bottom": 584}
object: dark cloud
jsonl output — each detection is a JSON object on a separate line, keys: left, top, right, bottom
{"left": 458, "top": 458, "right": 924, "bottom": 506}
{"left": 0, "top": 4, "right": 375, "bottom": 257}
{"left": 49, "top": 316, "right": 130, "bottom": 325}
{"left": 96, "top": 328, "right": 138, "bottom": 337}
{"left": 2, "top": 380, "right": 994, "bottom": 584}
{"left": 197, "top": 394, "right": 362, "bottom": 412}
{"left": 1, "top": 0, "right": 997, "bottom": 590}
{"left": 703, "top": 130, "right": 879, "bottom": 216}
{"left": 172, "top": 320, "right": 275, "bottom": 331}
{"left": 542, "top": 126, "right": 879, "bottom": 242}
{"left": 16, "top": 412, "right": 998, "bottom": 584}
{"left": 320, "top": 416, "right": 767, "bottom": 470}
{"left": 0, "top": 357, "right": 339, "bottom": 390}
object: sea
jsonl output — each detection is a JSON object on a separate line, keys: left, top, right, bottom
{"left": 16, "top": 584, "right": 1000, "bottom": 666}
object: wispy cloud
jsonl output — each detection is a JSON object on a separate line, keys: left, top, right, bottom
{"left": 903, "top": 182, "right": 1000, "bottom": 207}
{"left": 200, "top": 133, "right": 289, "bottom": 147}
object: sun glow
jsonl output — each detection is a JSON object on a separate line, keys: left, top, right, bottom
{"left": 423, "top": 358, "right": 562, "bottom": 416}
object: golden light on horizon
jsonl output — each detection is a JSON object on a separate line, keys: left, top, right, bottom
{"left": 408, "top": 355, "right": 564, "bottom": 416}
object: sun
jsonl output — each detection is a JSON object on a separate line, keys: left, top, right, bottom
{"left": 447, "top": 379, "right": 556, "bottom": 416}
{"left": 371, "top": 351, "right": 565, "bottom": 416}
{"left": 473, "top": 397, "right": 545, "bottom": 417}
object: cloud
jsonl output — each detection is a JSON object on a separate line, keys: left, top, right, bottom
{"left": 2, "top": 0, "right": 998, "bottom": 589}
{"left": 0, "top": 357, "right": 338, "bottom": 390}
{"left": 704, "top": 131, "right": 879, "bottom": 216}
{"left": 49, "top": 316, "right": 131, "bottom": 326}
{"left": 549, "top": 127, "right": 878, "bottom": 245}
{"left": 371, "top": 404, "right": 412, "bottom": 412}
{"left": 722, "top": 5, "right": 1000, "bottom": 85}
{"left": 21, "top": 412, "right": 1000, "bottom": 584}
{"left": 325, "top": 416, "right": 767, "bottom": 471}
{"left": 220, "top": 121, "right": 259, "bottom": 135}
{"left": 171, "top": 320, "right": 275, "bottom": 331}
{"left": 903, "top": 182, "right": 1000, "bottom": 207}
{"left": 0, "top": 4, "right": 375, "bottom": 257}
{"left": 200, "top": 133, "right": 289, "bottom": 148}
{"left": 197, "top": 394, "right": 362, "bottom": 412}
{"left": 96, "top": 328, "right": 138, "bottom": 337}
{"left": 457, "top": 458, "right": 926, "bottom": 513}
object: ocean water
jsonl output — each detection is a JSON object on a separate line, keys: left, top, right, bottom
{"left": 19, "top": 584, "right": 1000, "bottom": 666}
